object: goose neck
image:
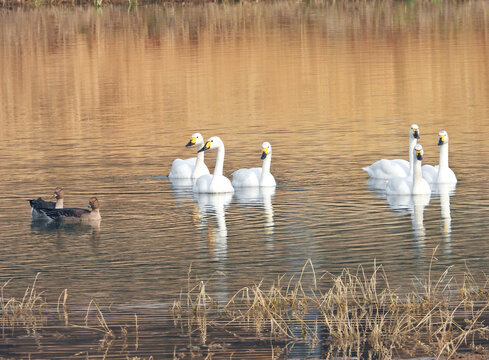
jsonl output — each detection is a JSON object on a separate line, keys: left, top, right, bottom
{"left": 55, "top": 199, "right": 64, "bottom": 209}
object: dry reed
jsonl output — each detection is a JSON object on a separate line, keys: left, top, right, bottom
{"left": 173, "top": 255, "right": 489, "bottom": 358}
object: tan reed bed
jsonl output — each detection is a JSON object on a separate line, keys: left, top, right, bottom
{"left": 172, "top": 257, "right": 489, "bottom": 359}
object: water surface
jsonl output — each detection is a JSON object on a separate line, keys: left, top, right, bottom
{"left": 1, "top": 1, "right": 489, "bottom": 357}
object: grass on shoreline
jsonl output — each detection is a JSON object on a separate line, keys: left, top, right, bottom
{"left": 173, "top": 256, "right": 489, "bottom": 358}
{"left": 1, "top": 253, "right": 489, "bottom": 359}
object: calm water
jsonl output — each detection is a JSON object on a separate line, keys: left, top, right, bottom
{"left": 1, "top": 1, "right": 489, "bottom": 357}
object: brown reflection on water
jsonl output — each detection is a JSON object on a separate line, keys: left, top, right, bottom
{"left": 1, "top": 2, "right": 489, "bottom": 157}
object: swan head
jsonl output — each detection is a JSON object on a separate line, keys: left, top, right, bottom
{"left": 88, "top": 197, "right": 100, "bottom": 210}
{"left": 186, "top": 133, "right": 205, "bottom": 148}
{"left": 198, "top": 136, "right": 222, "bottom": 153}
{"left": 261, "top": 142, "right": 272, "bottom": 160}
{"left": 410, "top": 124, "right": 420, "bottom": 139}
{"left": 52, "top": 187, "right": 64, "bottom": 200}
{"left": 438, "top": 130, "right": 449, "bottom": 146}
{"left": 414, "top": 144, "right": 424, "bottom": 161}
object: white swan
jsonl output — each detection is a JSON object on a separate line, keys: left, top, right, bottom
{"left": 231, "top": 142, "right": 276, "bottom": 188}
{"left": 192, "top": 136, "right": 234, "bottom": 194}
{"left": 363, "top": 124, "right": 420, "bottom": 179}
{"left": 386, "top": 144, "right": 431, "bottom": 195}
{"left": 422, "top": 130, "right": 457, "bottom": 184}
{"left": 168, "top": 133, "right": 210, "bottom": 180}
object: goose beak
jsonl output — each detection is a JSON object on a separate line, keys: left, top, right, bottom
{"left": 416, "top": 150, "right": 423, "bottom": 161}
{"left": 88, "top": 202, "right": 93, "bottom": 208}
{"left": 198, "top": 141, "right": 211, "bottom": 153}
{"left": 186, "top": 137, "right": 197, "bottom": 147}
{"left": 438, "top": 135, "right": 445, "bottom": 146}
{"left": 261, "top": 148, "right": 268, "bottom": 160}
{"left": 413, "top": 130, "right": 420, "bottom": 139}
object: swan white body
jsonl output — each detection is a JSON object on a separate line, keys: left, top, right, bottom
{"left": 363, "top": 124, "right": 420, "bottom": 179}
{"left": 422, "top": 131, "right": 457, "bottom": 184}
{"left": 168, "top": 133, "right": 210, "bottom": 180}
{"left": 232, "top": 142, "right": 276, "bottom": 188}
{"left": 193, "top": 136, "right": 234, "bottom": 194}
{"left": 386, "top": 144, "right": 431, "bottom": 196}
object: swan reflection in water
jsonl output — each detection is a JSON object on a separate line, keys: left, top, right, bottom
{"left": 193, "top": 192, "right": 233, "bottom": 262}
{"left": 386, "top": 193, "right": 431, "bottom": 246}
{"left": 432, "top": 182, "right": 456, "bottom": 253}
{"left": 234, "top": 187, "right": 275, "bottom": 240}
{"left": 168, "top": 177, "right": 194, "bottom": 200}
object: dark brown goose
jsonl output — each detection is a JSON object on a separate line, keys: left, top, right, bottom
{"left": 39, "top": 197, "right": 101, "bottom": 222}
{"left": 29, "top": 187, "right": 64, "bottom": 216}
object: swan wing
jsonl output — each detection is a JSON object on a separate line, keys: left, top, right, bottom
{"left": 363, "top": 159, "right": 408, "bottom": 179}
{"left": 193, "top": 174, "right": 213, "bottom": 193}
{"left": 232, "top": 168, "right": 261, "bottom": 188}
{"left": 422, "top": 164, "right": 438, "bottom": 183}
{"left": 386, "top": 176, "right": 412, "bottom": 195}
{"left": 169, "top": 157, "right": 196, "bottom": 179}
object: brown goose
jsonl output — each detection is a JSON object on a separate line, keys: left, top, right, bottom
{"left": 29, "top": 187, "right": 64, "bottom": 216}
{"left": 39, "top": 197, "right": 101, "bottom": 222}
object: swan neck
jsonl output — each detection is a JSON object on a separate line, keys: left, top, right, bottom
{"left": 413, "top": 159, "right": 423, "bottom": 185}
{"left": 409, "top": 137, "right": 417, "bottom": 175}
{"left": 196, "top": 142, "right": 205, "bottom": 163}
{"left": 261, "top": 153, "right": 272, "bottom": 176}
{"left": 439, "top": 143, "right": 449, "bottom": 170}
{"left": 55, "top": 199, "right": 63, "bottom": 209}
{"left": 193, "top": 142, "right": 206, "bottom": 177}
{"left": 214, "top": 145, "right": 225, "bottom": 177}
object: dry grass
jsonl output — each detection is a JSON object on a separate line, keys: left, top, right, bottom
{"left": 173, "top": 256, "right": 489, "bottom": 359}
{"left": 0, "top": 273, "right": 46, "bottom": 337}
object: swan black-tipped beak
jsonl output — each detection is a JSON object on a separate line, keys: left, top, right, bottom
{"left": 416, "top": 153, "right": 423, "bottom": 161}
{"left": 185, "top": 140, "right": 195, "bottom": 147}
{"left": 198, "top": 141, "right": 211, "bottom": 153}
{"left": 261, "top": 151, "right": 268, "bottom": 160}
{"left": 413, "top": 131, "right": 420, "bottom": 139}
{"left": 438, "top": 137, "right": 445, "bottom": 146}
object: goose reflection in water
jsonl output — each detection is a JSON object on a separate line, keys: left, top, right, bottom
{"left": 193, "top": 192, "right": 232, "bottom": 262}
{"left": 31, "top": 218, "right": 101, "bottom": 247}
{"left": 234, "top": 187, "right": 275, "bottom": 242}
{"left": 386, "top": 193, "right": 431, "bottom": 246}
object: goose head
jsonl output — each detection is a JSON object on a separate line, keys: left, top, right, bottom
{"left": 186, "top": 133, "right": 205, "bottom": 148}
{"left": 261, "top": 142, "right": 272, "bottom": 160}
{"left": 52, "top": 187, "right": 64, "bottom": 200}
{"left": 438, "top": 130, "right": 449, "bottom": 146}
{"left": 198, "top": 136, "right": 223, "bottom": 153}
{"left": 410, "top": 124, "right": 420, "bottom": 139}
{"left": 88, "top": 197, "right": 100, "bottom": 210}
{"left": 415, "top": 144, "right": 424, "bottom": 161}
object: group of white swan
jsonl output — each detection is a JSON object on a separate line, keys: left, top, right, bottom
{"left": 363, "top": 125, "right": 457, "bottom": 196}
{"left": 169, "top": 133, "right": 276, "bottom": 193}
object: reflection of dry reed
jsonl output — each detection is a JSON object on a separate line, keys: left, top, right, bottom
{"left": 173, "top": 255, "right": 489, "bottom": 358}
